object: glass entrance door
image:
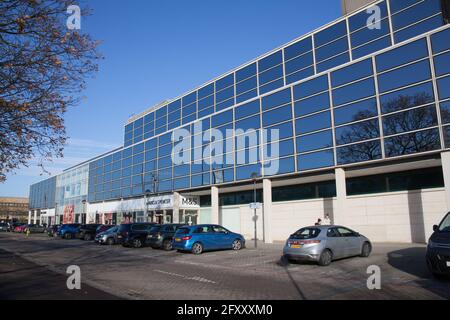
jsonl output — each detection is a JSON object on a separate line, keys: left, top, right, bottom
{"left": 182, "top": 210, "right": 198, "bottom": 226}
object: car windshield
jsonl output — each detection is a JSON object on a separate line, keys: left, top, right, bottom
{"left": 291, "top": 228, "right": 321, "bottom": 239}
{"left": 108, "top": 226, "right": 118, "bottom": 233}
{"left": 439, "top": 213, "right": 450, "bottom": 232}
{"left": 176, "top": 227, "right": 191, "bottom": 235}
{"left": 150, "top": 226, "right": 161, "bottom": 233}
{"left": 118, "top": 224, "right": 131, "bottom": 232}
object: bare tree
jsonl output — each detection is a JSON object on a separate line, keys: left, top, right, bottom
{"left": 0, "top": 0, "right": 101, "bottom": 182}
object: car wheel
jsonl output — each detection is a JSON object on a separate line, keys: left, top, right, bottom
{"left": 106, "top": 237, "right": 114, "bottom": 245}
{"left": 162, "top": 240, "right": 173, "bottom": 251}
{"left": 84, "top": 234, "right": 91, "bottom": 241}
{"left": 360, "top": 242, "right": 372, "bottom": 257}
{"left": 133, "top": 238, "right": 143, "bottom": 248}
{"left": 232, "top": 239, "right": 242, "bottom": 251}
{"left": 191, "top": 242, "right": 203, "bottom": 255}
{"left": 318, "top": 249, "right": 333, "bottom": 266}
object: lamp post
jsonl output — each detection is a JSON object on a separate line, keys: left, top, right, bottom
{"left": 251, "top": 172, "right": 258, "bottom": 249}
{"left": 144, "top": 189, "right": 151, "bottom": 222}
{"left": 81, "top": 199, "right": 87, "bottom": 224}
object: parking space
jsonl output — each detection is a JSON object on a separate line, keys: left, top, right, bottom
{"left": 0, "top": 232, "right": 449, "bottom": 300}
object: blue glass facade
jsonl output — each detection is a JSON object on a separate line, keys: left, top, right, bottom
{"left": 29, "top": 0, "right": 450, "bottom": 207}
{"left": 29, "top": 177, "right": 56, "bottom": 210}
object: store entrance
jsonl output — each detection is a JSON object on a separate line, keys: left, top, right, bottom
{"left": 149, "top": 210, "right": 173, "bottom": 224}
{"left": 181, "top": 210, "right": 198, "bottom": 226}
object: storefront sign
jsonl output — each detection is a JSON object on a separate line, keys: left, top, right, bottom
{"left": 146, "top": 195, "right": 173, "bottom": 210}
{"left": 180, "top": 195, "right": 200, "bottom": 208}
{"left": 63, "top": 205, "right": 75, "bottom": 224}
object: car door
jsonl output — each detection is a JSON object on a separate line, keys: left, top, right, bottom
{"left": 326, "top": 227, "right": 347, "bottom": 259}
{"left": 211, "top": 225, "right": 231, "bottom": 249}
{"left": 336, "top": 227, "right": 361, "bottom": 257}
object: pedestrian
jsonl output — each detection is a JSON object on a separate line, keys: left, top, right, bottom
{"left": 314, "top": 218, "right": 322, "bottom": 226}
{"left": 323, "top": 214, "right": 332, "bottom": 225}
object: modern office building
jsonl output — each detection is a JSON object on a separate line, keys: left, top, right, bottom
{"left": 0, "top": 197, "right": 29, "bottom": 222}
{"left": 29, "top": 0, "right": 450, "bottom": 243}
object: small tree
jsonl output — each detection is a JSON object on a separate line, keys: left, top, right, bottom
{"left": 0, "top": 0, "right": 101, "bottom": 182}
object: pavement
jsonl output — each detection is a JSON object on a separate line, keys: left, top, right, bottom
{"left": 0, "top": 232, "right": 449, "bottom": 300}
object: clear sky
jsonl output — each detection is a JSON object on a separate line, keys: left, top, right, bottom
{"left": 0, "top": 0, "right": 342, "bottom": 197}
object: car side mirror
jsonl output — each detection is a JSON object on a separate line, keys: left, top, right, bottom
{"left": 433, "top": 225, "right": 439, "bottom": 232}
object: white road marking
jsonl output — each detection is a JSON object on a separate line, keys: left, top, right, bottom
{"left": 153, "top": 269, "right": 216, "bottom": 284}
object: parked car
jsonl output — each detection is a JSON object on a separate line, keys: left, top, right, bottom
{"left": 283, "top": 225, "right": 372, "bottom": 266}
{"left": 95, "top": 226, "right": 119, "bottom": 245}
{"left": 147, "top": 224, "right": 185, "bottom": 250}
{"left": 96, "top": 224, "right": 115, "bottom": 235}
{"left": 77, "top": 224, "right": 102, "bottom": 241}
{"left": 426, "top": 211, "right": 450, "bottom": 277}
{"left": 0, "top": 223, "right": 8, "bottom": 232}
{"left": 120, "top": 223, "right": 157, "bottom": 248}
{"left": 58, "top": 223, "right": 81, "bottom": 239}
{"left": 24, "top": 224, "right": 46, "bottom": 233}
{"left": 172, "top": 224, "right": 245, "bottom": 254}
{"left": 9, "top": 222, "right": 22, "bottom": 232}
{"left": 14, "top": 224, "right": 27, "bottom": 233}
{"left": 47, "top": 225, "right": 61, "bottom": 237}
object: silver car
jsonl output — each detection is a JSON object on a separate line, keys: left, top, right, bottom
{"left": 283, "top": 225, "right": 372, "bottom": 266}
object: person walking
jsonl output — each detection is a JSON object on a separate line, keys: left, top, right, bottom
{"left": 323, "top": 214, "right": 332, "bottom": 225}
{"left": 314, "top": 218, "right": 322, "bottom": 226}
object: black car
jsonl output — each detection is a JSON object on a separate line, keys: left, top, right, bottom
{"left": 147, "top": 224, "right": 185, "bottom": 250}
{"left": 426, "top": 211, "right": 450, "bottom": 277}
{"left": 120, "top": 223, "right": 157, "bottom": 248}
{"left": 0, "top": 223, "right": 8, "bottom": 232}
{"left": 77, "top": 224, "right": 102, "bottom": 241}
{"left": 47, "top": 225, "right": 61, "bottom": 237}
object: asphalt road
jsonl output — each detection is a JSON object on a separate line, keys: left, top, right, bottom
{"left": 0, "top": 232, "right": 449, "bottom": 300}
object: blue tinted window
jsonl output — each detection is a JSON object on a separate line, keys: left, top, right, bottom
{"left": 378, "top": 60, "right": 431, "bottom": 93}
{"left": 285, "top": 37, "right": 313, "bottom": 60}
{"left": 235, "top": 115, "right": 260, "bottom": 132}
{"left": 385, "top": 128, "right": 441, "bottom": 157}
{"left": 123, "top": 148, "right": 132, "bottom": 158}
{"left": 298, "top": 150, "right": 334, "bottom": 171}
{"left": 285, "top": 53, "right": 314, "bottom": 75}
{"left": 265, "top": 157, "right": 295, "bottom": 176}
{"left": 168, "top": 110, "right": 181, "bottom": 122}
{"left": 216, "top": 86, "right": 234, "bottom": 103}
{"left": 259, "top": 65, "right": 284, "bottom": 85}
{"left": 236, "top": 77, "right": 257, "bottom": 95}
{"left": 145, "top": 139, "right": 157, "bottom": 150}
{"left": 389, "top": 0, "right": 422, "bottom": 14}
{"left": 294, "top": 75, "right": 328, "bottom": 100}
{"left": 212, "top": 110, "right": 233, "bottom": 127}
{"left": 314, "top": 21, "right": 347, "bottom": 47}
{"left": 212, "top": 169, "right": 234, "bottom": 183}
{"left": 159, "top": 132, "right": 172, "bottom": 146}
{"left": 394, "top": 14, "right": 443, "bottom": 43}
{"left": 434, "top": 52, "right": 450, "bottom": 77}
{"left": 438, "top": 76, "right": 450, "bottom": 100}
{"left": 198, "top": 95, "right": 214, "bottom": 110}
{"left": 134, "top": 118, "right": 143, "bottom": 128}
{"left": 296, "top": 111, "right": 331, "bottom": 135}
{"left": 351, "top": 19, "right": 390, "bottom": 48}
{"left": 380, "top": 81, "right": 434, "bottom": 113}
{"left": 216, "top": 74, "right": 234, "bottom": 92}
{"left": 349, "top": 1, "right": 388, "bottom": 31}
{"left": 336, "top": 119, "right": 380, "bottom": 145}
{"left": 296, "top": 130, "right": 333, "bottom": 153}
{"left": 216, "top": 98, "right": 234, "bottom": 112}
{"left": 376, "top": 39, "right": 428, "bottom": 72}
{"left": 337, "top": 140, "right": 382, "bottom": 164}
{"left": 332, "top": 78, "right": 375, "bottom": 106}
{"left": 236, "top": 90, "right": 258, "bottom": 103}
{"left": 265, "top": 122, "right": 294, "bottom": 141}
{"left": 198, "top": 84, "right": 214, "bottom": 100}
{"left": 262, "top": 105, "right": 292, "bottom": 127}
{"left": 259, "top": 78, "right": 284, "bottom": 95}
{"left": 236, "top": 163, "right": 261, "bottom": 180}
{"left": 331, "top": 59, "right": 373, "bottom": 87}
{"left": 182, "top": 93, "right": 196, "bottom": 107}
{"left": 133, "top": 143, "right": 144, "bottom": 154}
{"left": 294, "top": 92, "right": 330, "bottom": 117}
{"left": 156, "top": 106, "right": 167, "bottom": 119}
{"left": 316, "top": 52, "right": 350, "bottom": 73}
{"left": 235, "top": 100, "right": 260, "bottom": 119}
{"left": 262, "top": 88, "right": 291, "bottom": 111}
{"left": 198, "top": 106, "right": 214, "bottom": 118}
{"left": 264, "top": 139, "right": 294, "bottom": 160}
{"left": 334, "top": 98, "right": 378, "bottom": 125}
{"left": 259, "top": 51, "right": 283, "bottom": 72}
{"left": 183, "top": 103, "right": 197, "bottom": 116}
{"left": 383, "top": 105, "right": 437, "bottom": 136}
{"left": 286, "top": 67, "right": 315, "bottom": 85}
{"left": 236, "top": 63, "right": 257, "bottom": 82}
{"left": 391, "top": 0, "right": 441, "bottom": 30}
{"left": 125, "top": 123, "right": 133, "bottom": 132}
{"left": 352, "top": 36, "right": 391, "bottom": 59}
{"left": 315, "top": 38, "right": 348, "bottom": 62}
{"left": 431, "top": 27, "right": 450, "bottom": 54}
{"left": 444, "top": 125, "right": 450, "bottom": 148}
{"left": 174, "top": 177, "right": 190, "bottom": 190}
{"left": 168, "top": 100, "right": 181, "bottom": 113}
{"left": 441, "top": 101, "right": 450, "bottom": 124}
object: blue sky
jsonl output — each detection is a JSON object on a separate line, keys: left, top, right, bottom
{"left": 0, "top": 0, "right": 341, "bottom": 197}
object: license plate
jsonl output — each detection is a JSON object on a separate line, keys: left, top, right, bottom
{"left": 175, "top": 238, "right": 181, "bottom": 242}
{"left": 290, "top": 244, "right": 302, "bottom": 249}
{"left": 447, "top": 261, "right": 450, "bottom": 267}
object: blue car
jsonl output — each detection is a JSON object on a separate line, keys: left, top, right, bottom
{"left": 57, "top": 223, "right": 81, "bottom": 239}
{"left": 172, "top": 224, "right": 245, "bottom": 254}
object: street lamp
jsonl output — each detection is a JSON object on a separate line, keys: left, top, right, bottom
{"left": 144, "top": 189, "right": 151, "bottom": 222}
{"left": 81, "top": 199, "right": 87, "bottom": 224}
{"left": 251, "top": 172, "right": 258, "bottom": 249}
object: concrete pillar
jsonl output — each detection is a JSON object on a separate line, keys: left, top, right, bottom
{"left": 442, "top": 151, "right": 450, "bottom": 211}
{"left": 263, "top": 179, "right": 273, "bottom": 244}
{"left": 173, "top": 192, "right": 180, "bottom": 223}
{"left": 33, "top": 210, "right": 37, "bottom": 224}
{"left": 211, "top": 186, "right": 219, "bottom": 224}
{"left": 335, "top": 168, "right": 347, "bottom": 226}
{"left": 28, "top": 210, "right": 32, "bottom": 224}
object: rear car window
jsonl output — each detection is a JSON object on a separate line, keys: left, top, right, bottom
{"left": 291, "top": 228, "right": 320, "bottom": 239}
{"left": 150, "top": 226, "right": 161, "bottom": 232}
{"left": 176, "top": 227, "right": 191, "bottom": 235}
{"left": 119, "top": 224, "right": 131, "bottom": 232}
